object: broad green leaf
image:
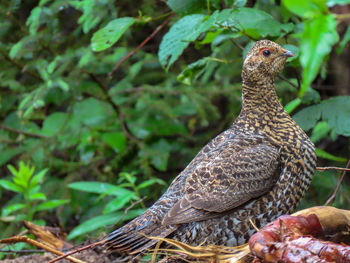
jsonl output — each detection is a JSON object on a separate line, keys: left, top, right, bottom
{"left": 26, "top": 7, "right": 44, "bottom": 35}
{"left": 0, "top": 179, "right": 23, "bottom": 193}
{"left": 327, "top": 0, "right": 350, "bottom": 6}
{"left": 69, "top": 181, "right": 118, "bottom": 194}
{"left": 66, "top": 209, "right": 145, "bottom": 239}
{"left": 29, "top": 192, "right": 46, "bottom": 201}
{"left": 102, "top": 132, "right": 126, "bottom": 153}
{"left": 41, "top": 112, "right": 68, "bottom": 136}
{"left": 293, "top": 96, "right": 350, "bottom": 136}
{"left": 103, "top": 192, "right": 135, "bottom": 214}
{"left": 34, "top": 200, "right": 69, "bottom": 212}
{"left": 136, "top": 178, "right": 166, "bottom": 190}
{"left": 167, "top": 0, "right": 206, "bottom": 15}
{"left": 321, "top": 96, "right": 350, "bottom": 136}
{"left": 233, "top": 0, "right": 247, "bottom": 8}
{"left": 29, "top": 168, "right": 48, "bottom": 188}
{"left": 158, "top": 14, "right": 210, "bottom": 70}
{"left": 73, "top": 98, "right": 116, "bottom": 127}
{"left": 148, "top": 139, "right": 172, "bottom": 171}
{"left": 222, "top": 8, "right": 287, "bottom": 39}
{"left": 337, "top": 26, "right": 350, "bottom": 54}
{"left": 2, "top": 203, "right": 26, "bottom": 217}
{"left": 299, "top": 14, "right": 338, "bottom": 97}
{"left": 282, "top": 0, "right": 327, "bottom": 18}
{"left": 68, "top": 181, "right": 132, "bottom": 197}
{"left": 293, "top": 104, "right": 321, "bottom": 131}
{"left": 0, "top": 148, "right": 23, "bottom": 166}
{"left": 316, "top": 148, "right": 347, "bottom": 162}
{"left": 91, "top": 17, "right": 135, "bottom": 52}
{"left": 310, "top": 121, "right": 331, "bottom": 143}
{"left": 9, "top": 41, "right": 23, "bottom": 59}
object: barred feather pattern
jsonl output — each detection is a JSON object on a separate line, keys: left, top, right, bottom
{"left": 104, "top": 40, "right": 316, "bottom": 255}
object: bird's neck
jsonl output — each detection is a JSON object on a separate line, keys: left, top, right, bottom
{"left": 241, "top": 78, "right": 283, "bottom": 115}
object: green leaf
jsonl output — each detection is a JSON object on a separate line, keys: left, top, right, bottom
{"left": 293, "top": 104, "right": 321, "bottom": 131}
{"left": 136, "top": 178, "right": 166, "bottom": 190}
{"left": 91, "top": 17, "right": 135, "bottom": 52}
{"left": 282, "top": 0, "right": 327, "bottom": 18}
{"left": 177, "top": 57, "right": 210, "bottom": 85}
{"left": 29, "top": 192, "right": 46, "bottom": 201}
{"left": 34, "top": 200, "right": 69, "bottom": 212}
{"left": 299, "top": 14, "right": 338, "bottom": 97}
{"left": 68, "top": 182, "right": 132, "bottom": 197}
{"left": 320, "top": 96, "right": 350, "bottom": 136}
{"left": 66, "top": 209, "right": 144, "bottom": 239}
{"left": 167, "top": 0, "right": 206, "bottom": 15}
{"left": 337, "top": 26, "right": 350, "bottom": 54}
{"left": 41, "top": 112, "right": 68, "bottom": 136}
{"left": 0, "top": 179, "right": 23, "bottom": 193}
{"left": 2, "top": 203, "right": 26, "bottom": 217}
{"left": 73, "top": 98, "right": 116, "bottom": 127}
{"left": 0, "top": 148, "right": 23, "bottom": 166}
{"left": 29, "top": 168, "right": 48, "bottom": 188}
{"left": 158, "top": 14, "right": 210, "bottom": 70}
{"left": 316, "top": 148, "right": 347, "bottom": 162}
{"left": 293, "top": 96, "right": 350, "bottom": 136}
{"left": 148, "top": 139, "right": 172, "bottom": 171}
{"left": 222, "top": 8, "right": 286, "bottom": 39}
{"left": 310, "top": 121, "right": 331, "bottom": 143}
{"left": 102, "top": 132, "right": 126, "bottom": 153}
{"left": 103, "top": 192, "right": 135, "bottom": 214}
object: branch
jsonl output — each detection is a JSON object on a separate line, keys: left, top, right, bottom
{"left": 48, "top": 241, "right": 104, "bottom": 263}
{"left": 278, "top": 74, "right": 299, "bottom": 89}
{"left": 324, "top": 159, "right": 350, "bottom": 206}
{"left": 108, "top": 14, "right": 174, "bottom": 78}
{"left": 334, "top": 13, "right": 350, "bottom": 21}
{"left": 317, "top": 166, "right": 350, "bottom": 172}
{"left": 0, "top": 236, "right": 85, "bottom": 263}
{"left": 0, "top": 124, "right": 48, "bottom": 139}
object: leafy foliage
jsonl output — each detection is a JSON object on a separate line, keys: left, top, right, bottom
{"left": 0, "top": 0, "right": 349, "bottom": 252}
{"left": 0, "top": 162, "right": 67, "bottom": 223}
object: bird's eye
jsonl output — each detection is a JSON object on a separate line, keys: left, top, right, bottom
{"left": 263, "top": 49, "right": 271, "bottom": 57}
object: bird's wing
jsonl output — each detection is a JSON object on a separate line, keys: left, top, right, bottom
{"left": 162, "top": 141, "right": 280, "bottom": 225}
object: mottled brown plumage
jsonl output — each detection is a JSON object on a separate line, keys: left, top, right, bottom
{"left": 104, "top": 40, "right": 316, "bottom": 255}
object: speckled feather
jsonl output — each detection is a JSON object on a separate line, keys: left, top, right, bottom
{"left": 104, "top": 40, "right": 316, "bottom": 255}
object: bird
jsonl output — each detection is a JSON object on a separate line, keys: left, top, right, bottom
{"left": 104, "top": 40, "right": 317, "bottom": 256}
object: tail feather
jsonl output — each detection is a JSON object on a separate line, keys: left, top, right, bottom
{"left": 104, "top": 214, "right": 178, "bottom": 254}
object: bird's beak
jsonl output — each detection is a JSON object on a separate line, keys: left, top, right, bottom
{"left": 282, "top": 50, "right": 295, "bottom": 57}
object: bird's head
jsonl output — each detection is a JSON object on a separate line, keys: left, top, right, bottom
{"left": 242, "top": 40, "right": 294, "bottom": 82}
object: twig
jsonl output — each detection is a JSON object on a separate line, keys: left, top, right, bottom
{"left": 278, "top": 74, "right": 298, "bottom": 89}
{"left": 317, "top": 166, "right": 350, "bottom": 172}
{"left": 0, "top": 249, "right": 45, "bottom": 253}
{"left": 324, "top": 159, "right": 350, "bottom": 206}
{"left": 0, "top": 236, "right": 85, "bottom": 263}
{"left": 114, "top": 196, "right": 147, "bottom": 226}
{"left": 108, "top": 14, "right": 174, "bottom": 78}
{"left": 230, "top": 39, "right": 244, "bottom": 51}
{"left": 334, "top": 13, "right": 350, "bottom": 20}
{"left": 0, "top": 124, "right": 48, "bottom": 139}
{"left": 48, "top": 241, "right": 104, "bottom": 263}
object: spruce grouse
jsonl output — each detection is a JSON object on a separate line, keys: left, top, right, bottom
{"left": 104, "top": 40, "right": 316, "bottom": 255}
